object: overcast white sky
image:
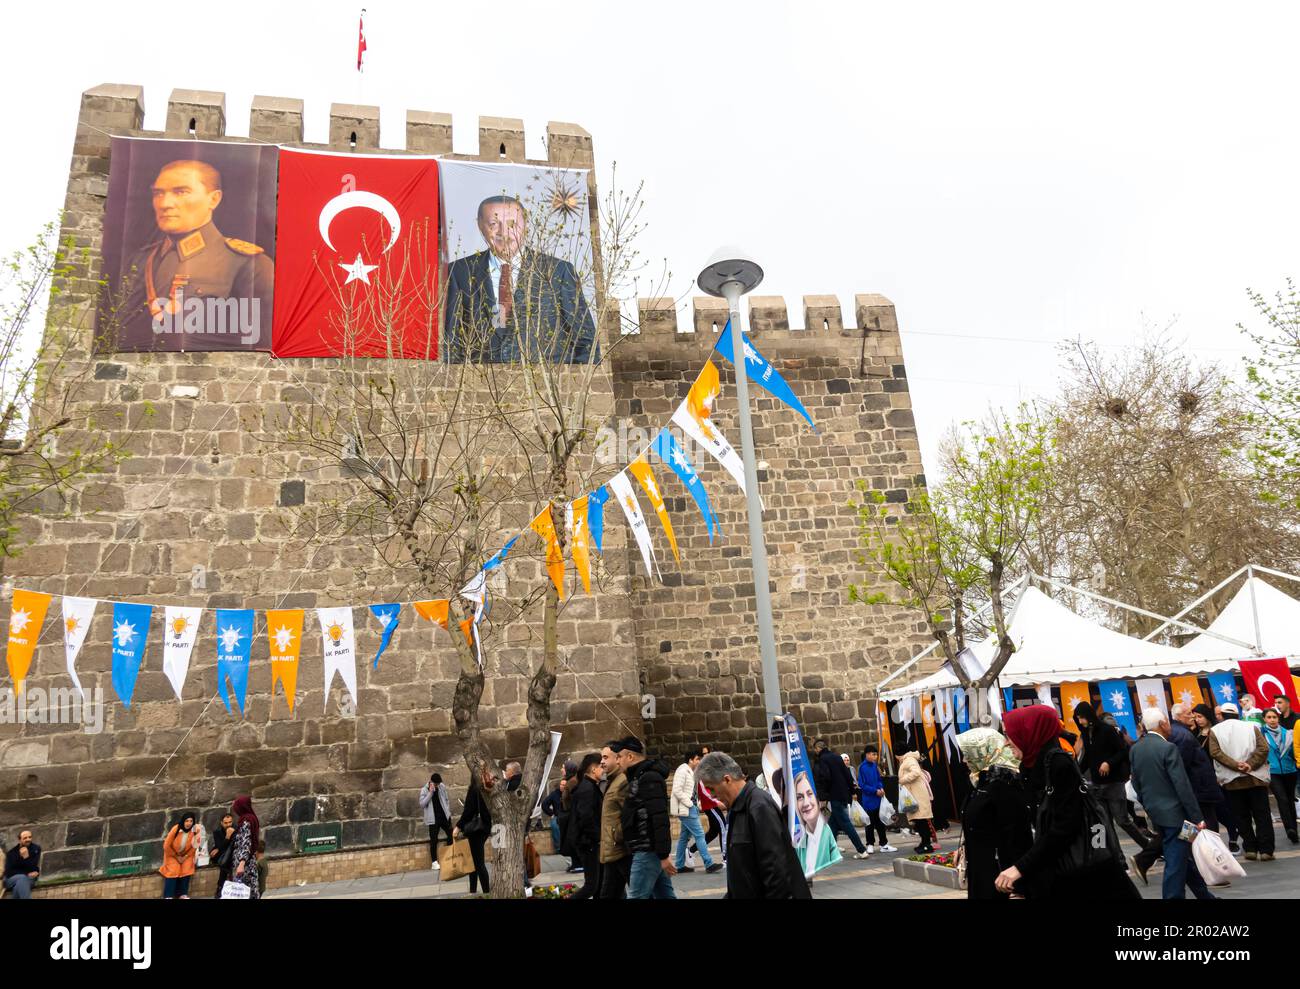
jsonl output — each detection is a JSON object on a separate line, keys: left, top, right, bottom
{"left": 4, "top": 1, "right": 1298, "bottom": 475}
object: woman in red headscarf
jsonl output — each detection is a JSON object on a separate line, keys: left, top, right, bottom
{"left": 994, "top": 706, "right": 1139, "bottom": 900}
{"left": 226, "top": 795, "right": 260, "bottom": 899}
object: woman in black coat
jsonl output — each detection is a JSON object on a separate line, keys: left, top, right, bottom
{"left": 453, "top": 770, "right": 495, "bottom": 895}
{"left": 995, "top": 706, "right": 1140, "bottom": 901}
{"left": 955, "top": 728, "right": 1033, "bottom": 900}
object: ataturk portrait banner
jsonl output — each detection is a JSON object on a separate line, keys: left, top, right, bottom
{"left": 99, "top": 136, "right": 278, "bottom": 352}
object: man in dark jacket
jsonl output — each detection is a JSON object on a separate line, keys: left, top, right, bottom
{"left": 1074, "top": 701, "right": 1152, "bottom": 851}
{"left": 1169, "top": 707, "right": 1225, "bottom": 831}
{"left": 696, "top": 751, "right": 811, "bottom": 899}
{"left": 618, "top": 737, "right": 677, "bottom": 899}
{"left": 817, "top": 744, "right": 870, "bottom": 858}
{"left": 1129, "top": 709, "right": 1215, "bottom": 900}
{"left": 2, "top": 830, "right": 40, "bottom": 899}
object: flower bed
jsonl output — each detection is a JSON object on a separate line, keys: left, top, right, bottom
{"left": 906, "top": 852, "right": 956, "bottom": 868}
{"left": 531, "top": 883, "right": 579, "bottom": 900}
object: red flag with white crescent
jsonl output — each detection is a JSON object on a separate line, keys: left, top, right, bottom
{"left": 271, "top": 148, "right": 440, "bottom": 358}
{"left": 1238, "top": 656, "right": 1300, "bottom": 708}
{"left": 357, "top": 10, "right": 367, "bottom": 72}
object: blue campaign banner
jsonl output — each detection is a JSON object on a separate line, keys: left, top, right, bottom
{"left": 215, "top": 608, "right": 255, "bottom": 716}
{"left": 587, "top": 485, "right": 609, "bottom": 554}
{"left": 369, "top": 603, "right": 401, "bottom": 669}
{"left": 955, "top": 687, "right": 970, "bottom": 733}
{"left": 1002, "top": 687, "right": 1016, "bottom": 715}
{"left": 715, "top": 321, "right": 817, "bottom": 432}
{"left": 784, "top": 712, "right": 841, "bottom": 877}
{"left": 651, "top": 428, "right": 718, "bottom": 543}
{"left": 1098, "top": 679, "right": 1139, "bottom": 741}
{"left": 110, "top": 602, "right": 153, "bottom": 708}
{"left": 1206, "top": 672, "right": 1239, "bottom": 709}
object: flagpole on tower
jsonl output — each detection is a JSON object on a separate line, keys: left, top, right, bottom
{"left": 698, "top": 247, "right": 783, "bottom": 725}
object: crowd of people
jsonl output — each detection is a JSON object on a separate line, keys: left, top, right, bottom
{"left": 952, "top": 692, "right": 1299, "bottom": 901}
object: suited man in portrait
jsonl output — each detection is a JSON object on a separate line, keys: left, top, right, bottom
{"left": 444, "top": 195, "right": 597, "bottom": 364}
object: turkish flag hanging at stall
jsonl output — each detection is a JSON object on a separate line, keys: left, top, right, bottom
{"left": 1237, "top": 656, "right": 1300, "bottom": 708}
{"left": 271, "top": 148, "right": 440, "bottom": 358}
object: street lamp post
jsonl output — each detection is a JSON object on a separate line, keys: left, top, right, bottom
{"left": 698, "top": 247, "right": 782, "bottom": 724}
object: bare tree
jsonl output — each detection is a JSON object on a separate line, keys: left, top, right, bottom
{"left": 277, "top": 164, "right": 665, "bottom": 897}
{"left": 1033, "top": 336, "right": 1300, "bottom": 632}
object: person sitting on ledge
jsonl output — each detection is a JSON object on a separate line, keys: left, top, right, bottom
{"left": 3, "top": 830, "right": 40, "bottom": 899}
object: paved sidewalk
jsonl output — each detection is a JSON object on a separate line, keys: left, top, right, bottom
{"left": 267, "top": 827, "right": 1300, "bottom": 900}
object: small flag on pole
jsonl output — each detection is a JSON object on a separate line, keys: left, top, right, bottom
{"left": 357, "top": 9, "right": 367, "bottom": 72}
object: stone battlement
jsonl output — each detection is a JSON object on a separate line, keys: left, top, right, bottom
{"left": 76, "top": 84, "right": 593, "bottom": 166}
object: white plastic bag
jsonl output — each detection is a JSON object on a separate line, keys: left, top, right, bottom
{"left": 1192, "top": 830, "right": 1246, "bottom": 885}
{"left": 898, "top": 785, "right": 919, "bottom": 816}
{"left": 849, "top": 801, "right": 869, "bottom": 827}
{"left": 878, "top": 796, "right": 896, "bottom": 827}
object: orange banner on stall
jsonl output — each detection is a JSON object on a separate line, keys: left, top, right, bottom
{"left": 628, "top": 455, "right": 680, "bottom": 563}
{"left": 530, "top": 507, "right": 565, "bottom": 600}
{"left": 266, "top": 609, "right": 305, "bottom": 713}
{"left": 1059, "top": 682, "right": 1092, "bottom": 722}
{"left": 569, "top": 496, "right": 592, "bottom": 595}
{"left": 1169, "top": 676, "right": 1205, "bottom": 711}
{"left": 877, "top": 700, "right": 893, "bottom": 756}
{"left": 920, "top": 690, "right": 937, "bottom": 756}
{"left": 6, "top": 589, "right": 52, "bottom": 694}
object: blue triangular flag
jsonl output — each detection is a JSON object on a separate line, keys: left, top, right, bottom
{"left": 587, "top": 485, "right": 609, "bottom": 554}
{"left": 651, "top": 428, "right": 718, "bottom": 543}
{"left": 483, "top": 536, "right": 518, "bottom": 573}
{"left": 110, "top": 601, "right": 152, "bottom": 708}
{"left": 369, "top": 603, "right": 401, "bottom": 669}
{"left": 715, "top": 320, "right": 817, "bottom": 432}
{"left": 215, "top": 608, "right": 255, "bottom": 716}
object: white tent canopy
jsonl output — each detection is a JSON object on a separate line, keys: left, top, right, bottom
{"left": 881, "top": 585, "right": 1238, "bottom": 701}
{"left": 1178, "top": 575, "right": 1300, "bottom": 662}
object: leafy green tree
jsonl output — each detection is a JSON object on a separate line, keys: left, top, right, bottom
{"left": 0, "top": 221, "right": 134, "bottom": 561}
{"left": 849, "top": 409, "right": 1052, "bottom": 688}
{"left": 1241, "top": 279, "right": 1300, "bottom": 509}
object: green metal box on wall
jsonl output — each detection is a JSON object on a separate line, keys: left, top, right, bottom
{"left": 104, "top": 842, "right": 159, "bottom": 876}
{"left": 298, "top": 823, "right": 342, "bottom": 855}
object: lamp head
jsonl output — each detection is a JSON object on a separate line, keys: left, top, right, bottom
{"left": 698, "top": 245, "right": 763, "bottom": 299}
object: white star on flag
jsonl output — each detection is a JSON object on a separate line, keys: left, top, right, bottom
{"left": 1179, "top": 689, "right": 1195, "bottom": 707}
{"left": 742, "top": 340, "right": 762, "bottom": 366}
{"left": 219, "top": 624, "right": 243, "bottom": 653}
{"left": 670, "top": 448, "right": 692, "bottom": 473}
{"left": 1066, "top": 695, "right": 1086, "bottom": 713}
{"left": 9, "top": 609, "right": 29, "bottom": 634}
{"left": 273, "top": 626, "right": 295, "bottom": 653}
{"left": 339, "top": 253, "right": 379, "bottom": 285}
{"left": 1109, "top": 689, "right": 1126, "bottom": 711}
{"left": 114, "top": 620, "right": 136, "bottom": 647}
{"left": 643, "top": 475, "right": 660, "bottom": 501}
{"left": 1218, "top": 683, "right": 1234, "bottom": 701}
{"left": 378, "top": 610, "right": 394, "bottom": 628}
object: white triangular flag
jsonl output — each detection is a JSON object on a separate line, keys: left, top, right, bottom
{"left": 161, "top": 606, "right": 203, "bottom": 699}
{"left": 608, "top": 471, "right": 658, "bottom": 579}
{"left": 671, "top": 397, "right": 751, "bottom": 499}
{"left": 458, "top": 572, "right": 487, "bottom": 669}
{"left": 317, "top": 607, "right": 357, "bottom": 710}
{"left": 61, "top": 596, "right": 97, "bottom": 699}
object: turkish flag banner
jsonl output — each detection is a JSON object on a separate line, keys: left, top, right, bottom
{"left": 271, "top": 148, "right": 440, "bottom": 358}
{"left": 1237, "top": 656, "right": 1300, "bottom": 708}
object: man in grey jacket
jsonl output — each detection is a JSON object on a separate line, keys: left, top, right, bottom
{"left": 1129, "top": 709, "right": 1215, "bottom": 900}
{"left": 420, "top": 773, "right": 453, "bottom": 869}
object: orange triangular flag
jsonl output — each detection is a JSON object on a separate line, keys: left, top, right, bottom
{"left": 413, "top": 599, "right": 450, "bottom": 630}
{"left": 568, "top": 497, "right": 592, "bottom": 595}
{"left": 458, "top": 616, "right": 475, "bottom": 649}
{"left": 6, "top": 589, "right": 52, "bottom": 694}
{"left": 266, "top": 609, "right": 305, "bottom": 713}
{"left": 628, "top": 455, "right": 680, "bottom": 563}
{"left": 530, "top": 506, "right": 565, "bottom": 600}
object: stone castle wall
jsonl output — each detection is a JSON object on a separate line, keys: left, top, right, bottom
{"left": 0, "top": 85, "right": 928, "bottom": 879}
